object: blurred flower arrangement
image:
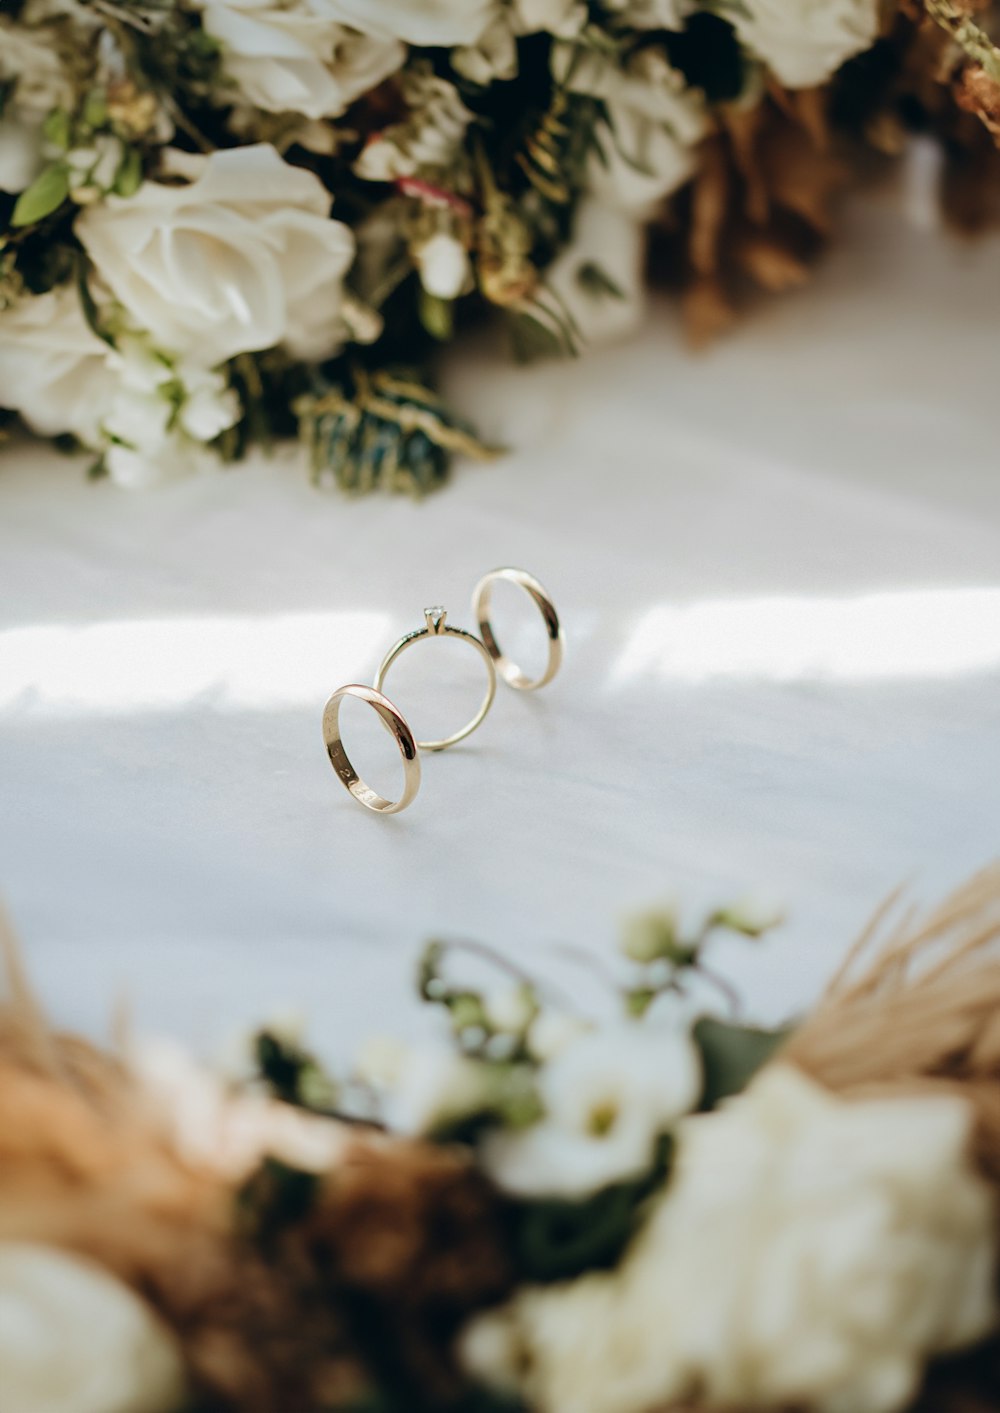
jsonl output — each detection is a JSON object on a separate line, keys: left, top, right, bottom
{"left": 1, "top": 1, "right": 1000, "bottom": 491}
{"left": 2, "top": 866, "right": 1000, "bottom": 1413}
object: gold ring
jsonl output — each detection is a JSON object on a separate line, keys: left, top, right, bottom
{"left": 373, "top": 606, "right": 497, "bottom": 753}
{"left": 472, "top": 567, "right": 564, "bottom": 691}
{"left": 322, "top": 684, "right": 421, "bottom": 814}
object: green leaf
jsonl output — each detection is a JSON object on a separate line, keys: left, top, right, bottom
{"left": 512, "top": 1134, "right": 673, "bottom": 1282}
{"left": 113, "top": 147, "right": 144, "bottom": 198}
{"left": 11, "top": 163, "right": 69, "bottom": 227}
{"left": 694, "top": 1016, "right": 792, "bottom": 1109}
{"left": 418, "top": 288, "right": 454, "bottom": 341}
{"left": 81, "top": 88, "right": 108, "bottom": 131}
{"left": 577, "top": 261, "right": 625, "bottom": 300}
{"left": 42, "top": 108, "right": 72, "bottom": 151}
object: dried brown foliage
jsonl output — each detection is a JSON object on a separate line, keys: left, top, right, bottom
{"left": 0, "top": 915, "right": 512, "bottom": 1411}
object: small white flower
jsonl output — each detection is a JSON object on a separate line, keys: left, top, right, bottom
{"left": 77, "top": 144, "right": 355, "bottom": 366}
{"left": 554, "top": 43, "right": 707, "bottom": 214}
{"left": 482, "top": 1021, "right": 700, "bottom": 1197}
{"left": 484, "top": 983, "right": 535, "bottom": 1035}
{"left": 99, "top": 338, "right": 241, "bottom": 488}
{"left": 731, "top": 0, "right": 880, "bottom": 89}
{"left": 545, "top": 201, "right": 649, "bottom": 349}
{"left": 0, "top": 1243, "right": 185, "bottom": 1413}
{"left": 619, "top": 894, "right": 682, "bottom": 961}
{"left": 452, "top": 0, "right": 586, "bottom": 83}
{"left": 381, "top": 1044, "right": 495, "bottom": 1136}
{"left": 414, "top": 231, "right": 470, "bottom": 300}
{"left": 67, "top": 134, "right": 125, "bottom": 199}
{"left": 355, "top": 65, "right": 471, "bottom": 181}
{"left": 194, "top": 0, "right": 403, "bottom": 120}
{"left": 527, "top": 1009, "right": 590, "bottom": 1062}
{"left": 452, "top": 17, "right": 519, "bottom": 85}
{"left": 469, "top": 1067, "right": 998, "bottom": 1413}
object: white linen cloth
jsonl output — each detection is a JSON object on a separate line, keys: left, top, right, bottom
{"left": 2, "top": 184, "right": 999, "bottom": 1059}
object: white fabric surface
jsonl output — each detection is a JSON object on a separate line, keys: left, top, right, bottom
{"left": 3, "top": 184, "right": 1000, "bottom": 1059}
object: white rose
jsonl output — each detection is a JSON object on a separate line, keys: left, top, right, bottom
{"left": 194, "top": 0, "right": 403, "bottom": 119}
{"left": 481, "top": 1021, "right": 700, "bottom": 1197}
{"left": 0, "top": 1243, "right": 185, "bottom": 1413}
{"left": 326, "top": 0, "right": 500, "bottom": 46}
{"left": 0, "top": 284, "right": 115, "bottom": 443}
{"left": 545, "top": 199, "right": 647, "bottom": 349}
{"left": 732, "top": 0, "right": 880, "bottom": 89}
{"left": 77, "top": 145, "right": 355, "bottom": 365}
{"left": 555, "top": 43, "right": 707, "bottom": 214}
{"left": 469, "top": 1067, "right": 997, "bottom": 1413}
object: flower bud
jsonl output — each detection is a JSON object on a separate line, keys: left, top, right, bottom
{"left": 415, "top": 231, "right": 469, "bottom": 301}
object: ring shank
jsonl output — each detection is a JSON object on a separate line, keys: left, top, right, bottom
{"left": 322, "top": 685, "right": 420, "bottom": 814}
{"left": 473, "top": 568, "right": 563, "bottom": 691}
{"left": 373, "top": 625, "right": 497, "bottom": 752}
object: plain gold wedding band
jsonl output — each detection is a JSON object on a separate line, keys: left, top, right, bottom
{"left": 322, "top": 684, "right": 421, "bottom": 814}
{"left": 373, "top": 606, "right": 497, "bottom": 753}
{"left": 472, "top": 567, "right": 564, "bottom": 691}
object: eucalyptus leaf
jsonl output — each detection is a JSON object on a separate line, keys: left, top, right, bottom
{"left": 694, "top": 1016, "right": 792, "bottom": 1109}
{"left": 11, "top": 164, "right": 69, "bottom": 228}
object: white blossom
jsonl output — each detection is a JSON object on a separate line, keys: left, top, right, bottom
{"left": 731, "top": 0, "right": 881, "bottom": 89}
{"left": 0, "top": 1243, "right": 185, "bottom": 1413}
{"left": 465, "top": 1067, "right": 998, "bottom": 1413}
{"left": 100, "top": 340, "right": 241, "bottom": 489}
{"left": 555, "top": 42, "right": 707, "bottom": 213}
{"left": 77, "top": 144, "right": 355, "bottom": 366}
{"left": 415, "top": 231, "right": 471, "bottom": 300}
{"left": 0, "top": 286, "right": 243, "bottom": 487}
{"left": 378, "top": 1043, "right": 496, "bottom": 1136}
{"left": 194, "top": 0, "right": 403, "bottom": 119}
{"left": 481, "top": 1021, "right": 700, "bottom": 1197}
{"left": 527, "top": 1009, "right": 590, "bottom": 1062}
{"left": 355, "top": 66, "right": 472, "bottom": 181}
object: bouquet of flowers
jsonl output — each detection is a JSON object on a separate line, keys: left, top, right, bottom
{"left": 2, "top": 867, "right": 999, "bottom": 1413}
{"left": 1, "top": 0, "right": 999, "bottom": 492}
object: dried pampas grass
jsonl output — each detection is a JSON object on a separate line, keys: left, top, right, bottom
{"left": 785, "top": 863, "right": 1000, "bottom": 1186}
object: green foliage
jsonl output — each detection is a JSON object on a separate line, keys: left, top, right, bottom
{"left": 511, "top": 1133, "right": 673, "bottom": 1283}
{"left": 11, "top": 164, "right": 69, "bottom": 228}
{"left": 253, "top": 1027, "right": 340, "bottom": 1111}
{"left": 693, "top": 1016, "right": 792, "bottom": 1108}
{"left": 619, "top": 897, "right": 784, "bottom": 1017}
{"left": 296, "top": 367, "right": 498, "bottom": 497}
